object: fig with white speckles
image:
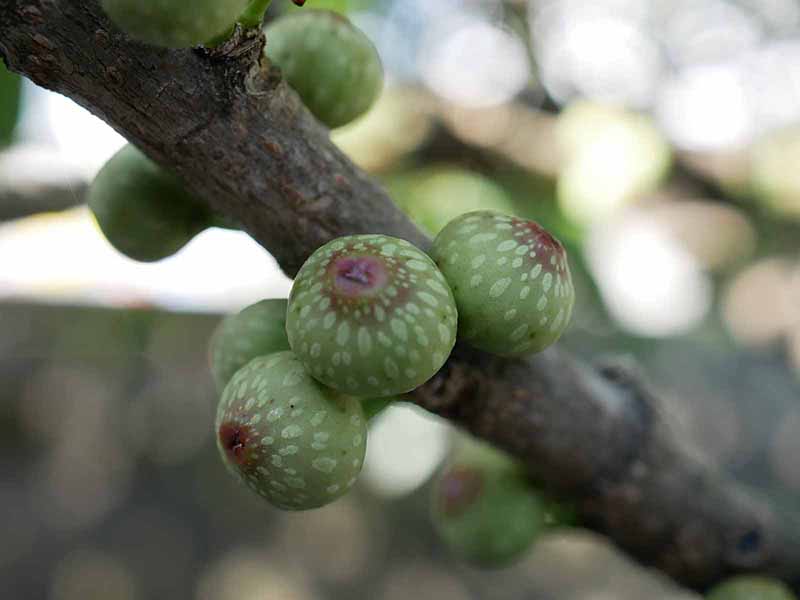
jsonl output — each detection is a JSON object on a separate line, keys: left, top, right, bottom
{"left": 286, "top": 234, "right": 458, "bottom": 397}
{"left": 431, "top": 210, "right": 574, "bottom": 357}
{"left": 216, "top": 351, "right": 367, "bottom": 511}
{"left": 264, "top": 10, "right": 383, "bottom": 128}
{"left": 707, "top": 577, "right": 796, "bottom": 600}
{"left": 89, "top": 145, "right": 213, "bottom": 262}
{"left": 101, "top": 0, "right": 251, "bottom": 47}
{"left": 209, "top": 299, "right": 292, "bottom": 392}
{"left": 430, "top": 438, "right": 548, "bottom": 568}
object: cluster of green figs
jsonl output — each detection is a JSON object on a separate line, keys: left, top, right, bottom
{"left": 90, "top": 2, "right": 798, "bottom": 588}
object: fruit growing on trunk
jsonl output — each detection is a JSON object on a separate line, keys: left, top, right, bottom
{"left": 431, "top": 210, "right": 574, "bottom": 356}
{"left": 264, "top": 10, "right": 383, "bottom": 128}
{"left": 286, "top": 234, "right": 457, "bottom": 397}
{"left": 209, "top": 299, "right": 291, "bottom": 392}
{"left": 101, "top": 0, "right": 251, "bottom": 47}
{"left": 430, "top": 438, "right": 548, "bottom": 567}
{"left": 88, "top": 145, "right": 212, "bottom": 262}
{"left": 216, "top": 351, "right": 367, "bottom": 511}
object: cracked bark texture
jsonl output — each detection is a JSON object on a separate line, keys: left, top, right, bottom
{"left": 1, "top": 0, "right": 798, "bottom": 593}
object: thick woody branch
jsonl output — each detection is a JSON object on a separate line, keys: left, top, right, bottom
{"left": 1, "top": 1, "right": 798, "bottom": 592}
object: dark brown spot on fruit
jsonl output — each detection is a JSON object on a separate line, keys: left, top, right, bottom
{"left": 218, "top": 422, "right": 257, "bottom": 468}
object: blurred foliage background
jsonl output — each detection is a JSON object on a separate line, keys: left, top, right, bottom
{"left": 1, "top": 0, "right": 800, "bottom": 598}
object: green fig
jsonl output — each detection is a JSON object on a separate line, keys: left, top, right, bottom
{"left": 431, "top": 210, "right": 575, "bottom": 357}
{"left": 101, "top": 0, "right": 251, "bottom": 47}
{"left": 216, "top": 351, "right": 367, "bottom": 510}
{"left": 264, "top": 10, "right": 383, "bottom": 128}
{"left": 286, "top": 234, "right": 458, "bottom": 397}
{"left": 88, "top": 145, "right": 212, "bottom": 262}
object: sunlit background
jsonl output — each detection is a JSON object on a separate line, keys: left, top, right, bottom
{"left": 2, "top": 0, "right": 800, "bottom": 598}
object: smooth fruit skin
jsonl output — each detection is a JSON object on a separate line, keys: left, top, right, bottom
{"left": 286, "top": 234, "right": 458, "bottom": 397}
{"left": 431, "top": 439, "right": 547, "bottom": 568}
{"left": 209, "top": 299, "right": 291, "bottom": 392}
{"left": 88, "top": 145, "right": 211, "bottom": 262}
{"left": 706, "top": 577, "right": 797, "bottom": 600}
{"left": 264, "top": 10, "right": 383, "bottom": 128}
{"left": 101, "top": 0, "right": 251, "bottom": 47}
{"left": 431, "top": 210, "right": 575, "bottom": 357}
{"left": 216, "top": 352, "right": 367, "bottom": 511}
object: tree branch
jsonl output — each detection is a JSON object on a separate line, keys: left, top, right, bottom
{"left": 2, "top": 1, "right": 798, "bottom": 592}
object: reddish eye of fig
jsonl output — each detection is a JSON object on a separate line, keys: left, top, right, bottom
{"left": 218, "top": 422, "right": 253, "bottom": 466}
{"left": 439, "top": 467, "right": 484, "bottom": 516}
{"left": 330, "top": 256, "right": 389, "bottom": 298}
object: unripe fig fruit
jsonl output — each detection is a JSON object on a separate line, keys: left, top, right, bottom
{"left": 286, "top": 234, "right": 458, "bottom": 397}
{"left": 431, "top": 210, "right": 574, "bottom": 357}
{"left": 431, "top": 439, "right": 547, "bottom": 568}
{"left": 216, "top": 351, "right": 367, "bottom": 510}
{"left": 264, "top": 10, "right": 383, "bottom": 128}
{"left": 101, "top": 0, "right": 251, "bottom": 47}
{"left": 707, "top": 577, "right": 796, "bottom": 600}
{"left": 0, "top": 62, "right": 21, "bottom": 146}
{"left": 88, "top": 145, "right": 212, "bottom": 262}
{"left": 209, "top": 299, "right": 292, "bottom": 392}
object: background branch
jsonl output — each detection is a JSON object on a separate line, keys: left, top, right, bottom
{"left": 1, "top": 0, "right": 798, "bottom": 592}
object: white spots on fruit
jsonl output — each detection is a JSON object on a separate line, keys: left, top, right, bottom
{"left": 543, "top": 272, "right": 553, "bottom": 293}
{"left": 512, "top": 257, "right": 524, "bottom": 269}
{"left": 352, "top": 433, "right": 363, "bottom": 448}
{"left": 471, "top": 255, "right": 487, "bottom": 270}
{"left": 418, "top": 292, "right": 439, "bottom": 308}
{"left": 368, "top": 376, "right": 379, "bottom": 387}
{"left": 374, "top": 305, "right": 386, "bottom": 322}
{"left": 511, "top": 323, "right": 529, "bottom": 342}
{"left": 261, "top": 435, "right": 275, "bottom": 446}
{"left": 312, "top": 457, "right": 338, "bottom": 474}
{"left": 381, "top": 243, "right": 397, "bottom": 256}
{"left": 520, "top": 286, "right": 531, "bottom": 300}
{"left": 426, "top": 279, "right": 450, "bottom": 297}
{"left": 283, "top": 369, "right": 304, "bottom": 387}
{"left": 390, "top": 318, "right": 408, "bottom": 342}
{"left": 299, "top": 305, "right": 311, "bottom": 319}
{"left": 336, "top": 322, "right": 351, "bottom": 346}
{"left": 515, "top": 245, "right": 530, "bottom": 256}
{"left": 407, "top": 259, "right": 429, "bottom": 272}
{"left": 505, "top": 309, "right": 517, "bottom": 321}
{"left": 551, "top": 308, "right": 565, "bottom": 332}
{"left": 249, "top": 413, "right": 262, "bottom": 426}
{"left": 489, "top": 278, "right": 512, "bottom": 298}
{"left": 287, "top": 477, "right": 306, "bottom": 490}
{"left": 271, "top": 455, "right": 284, "bottom": 468}
{"left": 384, "top": 357, "right": 400, "bottom": 379}
{"left": 323, "top": 312, "right": 336, "bottom": 329}
{"left": 497, "top": 240, "right": 517, "bottom": 253}
{"left": 267, "top": 407, "right": 285, "bottom": 422}
{"left": 377, "top": 331, "right": 392, "bottom": 348}
{"left": 497, "top": 257, "right": 508, "bottom": 267}
{"left": 405, "top": 302, "right": 421, "bottom": 315}
{"left": 310, "top": 411, "right": 327, "bottom": 427}
{"left": 358, "top": 327, "right": 373, "bottom": 356}
{"left": 279, "top": 445, "right": 299, "bottom": 456}
{"left": 327, "top": 484, "right": 341, "bottom": 495}
{"left": 469, "top": 232, "right": 498, "bottom": 245}
{"left": 530, "top": 264, "right": 542, "bottom": 280}
{"left": 282, "top": 424, "right": 303, "bottom": 439}
{"left": 244, "top": 397, "right": 255, "bottom": 411}
{"left": 470, "top": 274, "right": 483, "bottom": 288}
{"left": 310, "top": 343, "right": 321, "bottom": 358}
{"left": 537, "top": 296, "right": 548, "bottom": 311}
{"left": 438, "top": 323, "right": 451, "bottom": 344}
